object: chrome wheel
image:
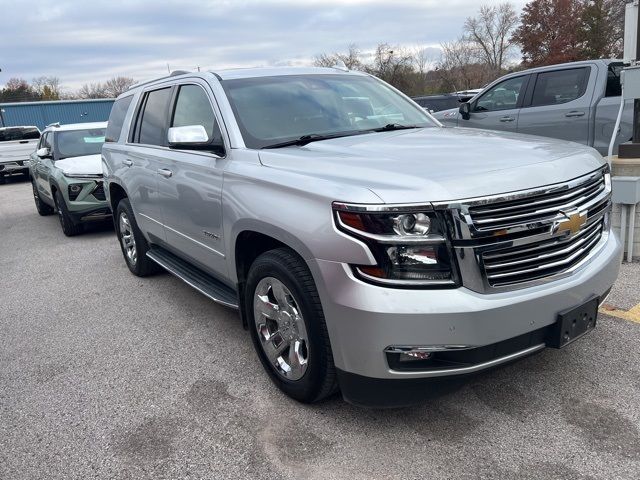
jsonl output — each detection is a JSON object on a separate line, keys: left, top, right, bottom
{"left": 253, "top": 277, "right": 309, "bottom": 381}
{"left": 119, "top": 212, "right": 137, "bottom": 265}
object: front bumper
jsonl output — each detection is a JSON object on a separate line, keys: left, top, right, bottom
{"left": 309, "top": 230, "right": 621, "bottom": 400}
{"left": 68, "top": 206, "right": 112, "bottom": 223}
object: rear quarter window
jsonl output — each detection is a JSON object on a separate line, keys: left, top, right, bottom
{"left": 105, "top": 95, "right": 134, "bottom": 143}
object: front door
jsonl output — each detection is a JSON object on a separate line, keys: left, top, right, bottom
{"left": 156, "top": 82, "right": 228, "bottom": 277}
{"left": 461, "top": 75, "right": 530, "bottom": 133}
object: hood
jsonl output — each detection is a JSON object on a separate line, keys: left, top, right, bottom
{"left": 258, "top": 127, "right": 605, "bottom": 204}
{"left": 55, "top": 154, "right": 102, "bottom": 177}
{"left": 432, "top": 108, "right": 459, "bottom": 125}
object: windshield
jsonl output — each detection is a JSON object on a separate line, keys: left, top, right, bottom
{"left": 55, "top": 128, "right": 106, "bottom": 159}
{"left": 0, "top": 127, "right": 40, "bottom": 142}
{"left": 221, "top": 74, "right": 436, "bottom": 149}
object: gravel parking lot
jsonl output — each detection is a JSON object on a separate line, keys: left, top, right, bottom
{"left": 2, "top": 176, "right": 640, "bottom": 480}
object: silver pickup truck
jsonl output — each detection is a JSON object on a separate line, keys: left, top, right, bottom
{"left": 0, "top": 126, "right": 40, "bottom": 183}
{"left": 102, "top": 67, "right": 621, "bottom": 406}
{"left": 433, "top": 59, "right": 632, "bottom": 155}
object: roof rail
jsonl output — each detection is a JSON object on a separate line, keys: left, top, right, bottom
{"left": 128, "top": 70, "right": 193, "bottom": 90}
{"left": 46, "top": 122, "right": 61, "bottom": 128}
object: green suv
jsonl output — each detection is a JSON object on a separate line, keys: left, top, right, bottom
{"left": 29, "top": 122, "right": 110, "bottom": 236}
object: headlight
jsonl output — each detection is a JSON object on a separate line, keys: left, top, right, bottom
{"left": 333, "top": 203, "right": 460, "bottom": 287}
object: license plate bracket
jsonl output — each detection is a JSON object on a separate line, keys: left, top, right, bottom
{"left": 547, "top": 296, "right": 599, "bottom": 349}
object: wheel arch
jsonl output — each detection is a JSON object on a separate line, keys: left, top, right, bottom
{"left": 231, "top": 220, "right": 316, "bottom": 329}
{"left": 108, "top": 181, "right": 128, "bottom": 213}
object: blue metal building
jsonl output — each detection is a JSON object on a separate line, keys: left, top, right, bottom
{"left": 0, "top": 98, "right": 114, "bottom": 130}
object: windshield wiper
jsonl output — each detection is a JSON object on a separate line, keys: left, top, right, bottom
{"left": 262, "top": 131, "right": 366, "bottom": 149}
{"left": 369, "top": 123, "right": 420, "bottom": 132}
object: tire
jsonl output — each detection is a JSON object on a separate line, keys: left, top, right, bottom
{"left": 245, "top": 248, "right": 337, "bottom": 403}
{"left": 32, "top": 180, "right": 54, "bottom": 216}
{"left": 54, "top": 190, "right": 83, "bottom": 236}
{"left": 114, "top": 197, "right": 161, "bottom": 276}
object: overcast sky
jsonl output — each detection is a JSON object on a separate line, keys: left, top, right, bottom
{"left": 0, "top": 0, "right": 530, "bottom": 92}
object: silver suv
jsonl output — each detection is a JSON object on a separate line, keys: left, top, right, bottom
{"left": 102, "top": 67, "right": 622, "bottom": 407}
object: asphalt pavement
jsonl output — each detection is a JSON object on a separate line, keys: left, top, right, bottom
{"left": 1, "top": 176, "right": 640, "bottom": 480}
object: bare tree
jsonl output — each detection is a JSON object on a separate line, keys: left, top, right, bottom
{"left": 31, "top": 76, "right": 61, "bottom": 100}
{"left": 437, "top": 38, "right": 495, "bottom": 91}
{"left": 314, "top": 44, "right": 364, "bottom": 70}
{"left": 103, "top": 76, "right": 136, "bottom": 98}
{"left": 77, "top": 83, "right": 109, "bottom": 99}
{"left": 463, "top": 2, "right": 519, "bottom": 73}
{"left": 366, "top": 43, "right": 415, "bottom": 91}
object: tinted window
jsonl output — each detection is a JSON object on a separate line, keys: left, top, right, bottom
{"left": 475, "top": 76, "right": 527, "bottom": 112}
{"left": 55, "top": 128, "right": 106, "bottom": 159}
{"left": 172, "top": 85, "right": 218, "bottom": 140}
{"left": 0, "top": 127, "right": 40, "bottom": 142}
{"left": 105, "top": 95, "right": 133, "bottom": 143}
{"left": 605, "top": 64, "right": 623, "bottom": 97}
{"left": 137, "top": 87, "right": 172, "bottom": 146}
{"left": 531, "top": 68, "right": 589, "bottom": 107}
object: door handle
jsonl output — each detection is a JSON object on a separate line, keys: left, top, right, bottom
{"left": 157, "top": 168, "right": 173, "bottom": 178}
{"left": 122, "top": 159, "right": 133, "bottom": 167}
{"left": 565, "top": 111, "right": 585, "bottom": 118}
{"left": 499, "top": 116, "right": 515, "bottom": 122}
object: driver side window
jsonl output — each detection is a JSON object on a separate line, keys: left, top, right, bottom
{"left": 475, "top": 76, "right": 527, "bottom": 112}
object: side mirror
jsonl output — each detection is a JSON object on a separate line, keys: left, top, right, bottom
{"left": 167, "top": 125, "right": 225, "bottom": 155}
{"left": 459, "top": 102, "right": 471, "bottom": 120}
{"left": 36, "top": 147, "right": 51, "bottom": 158}
{"left": 168, "top": 125, "right": 209, "bottom": 145}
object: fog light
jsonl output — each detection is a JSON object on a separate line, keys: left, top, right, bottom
{"left": 404, "top": 351, "right": 433, "bottom": 360}
{"left": 68, "top": 184, "right": 83, "bottom": 201}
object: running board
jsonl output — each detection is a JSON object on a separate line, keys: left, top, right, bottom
{"left": 147, "top": 247, "right": 239, "bottom": 309}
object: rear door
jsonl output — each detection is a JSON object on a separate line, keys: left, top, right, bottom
{"left": 126, "top": 86, "right": 174, "bottom": 243}
{"left": 517, "top": 66, "right": 593, "bottom": 145}
{"left": 461, "top": 75, "right": 530, "bottom": 132}
{"left": 156, "top": 81, "right": 228, "bottom": 277}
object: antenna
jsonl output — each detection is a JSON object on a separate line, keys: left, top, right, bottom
{"left": 332, "top": 60, "right": 349, "bottom": 72}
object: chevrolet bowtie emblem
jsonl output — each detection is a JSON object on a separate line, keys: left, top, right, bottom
{"left": 554, "top": 211, "right": 587, "bottom": 236}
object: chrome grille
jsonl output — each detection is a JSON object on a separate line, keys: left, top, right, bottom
{"left": 468, "top": 171, "right": 605, "bottom": 231}
{"left": 481, "top": 218, "right": 604, "bottom": 287}
{"left": 439, "top": 167, "right": 611, "bottom": 292}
